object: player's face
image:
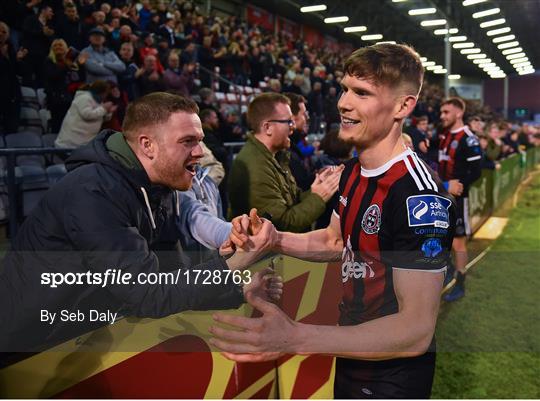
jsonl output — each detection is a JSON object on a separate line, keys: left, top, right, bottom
{"left": 337, "top": 74, "right": 400, "bottom": 148}
{"left": 440, "top": 104, "right": 460, "bottom": 129}
{"left": 152, "top": 112, "right": 204, "bottom": 190}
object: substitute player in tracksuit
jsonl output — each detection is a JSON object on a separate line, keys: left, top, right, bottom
{"left": 438, "top": 97, "right": 482, "bottom": 301}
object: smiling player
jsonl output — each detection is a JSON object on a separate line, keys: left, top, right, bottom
{"left": 210, "top": 44, "right": 457, "bottom": 399}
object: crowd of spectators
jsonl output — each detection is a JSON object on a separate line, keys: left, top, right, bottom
{"left": 1, "top": 0, "right": 539, "bottom": 242}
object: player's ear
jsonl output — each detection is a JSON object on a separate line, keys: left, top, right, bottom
{"left": 395, "top": 95, "right": 417, "bottom": 120}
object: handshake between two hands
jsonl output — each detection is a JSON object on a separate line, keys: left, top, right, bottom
{"left": 220, "top": 208, "right": 278, "bottom": 271}
{"left": 210, "top": 209, "right": 293, "bottom": 362}
{"left": 220, "top": 208, "right": 283, "bottom": 305}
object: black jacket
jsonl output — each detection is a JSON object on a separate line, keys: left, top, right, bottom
{"left": 0, "top": 131, "right": 243, "bottom": 352}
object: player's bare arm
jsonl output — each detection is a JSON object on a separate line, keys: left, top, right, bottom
{"left": 275, "top": 212, "right": 343, "bottom": 262}
{"left": 209, "top": 268, "right": 443, "bottom": 361}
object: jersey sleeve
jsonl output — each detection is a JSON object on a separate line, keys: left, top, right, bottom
{"left": 390, "top": 189, "right": 456, "bottom": 272}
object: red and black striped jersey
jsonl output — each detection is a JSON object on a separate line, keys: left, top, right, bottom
{"left": 335, "top": 149, "right": 455, "bottom": 326}
{"left": 438, "top": 125, "right": 483, "bottom": 196}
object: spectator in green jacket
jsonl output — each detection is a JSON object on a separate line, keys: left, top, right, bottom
{"left": 228, "top": 93, "right": 342, "bottom": 233}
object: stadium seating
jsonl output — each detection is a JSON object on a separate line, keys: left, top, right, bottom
{"left": 4, "top": 132, "right": 49, "bottom": 191}
{"left": 20, "top": 86, "right": 40, "bottom": 110}
{"left": 46, "top": 164, "right": 67, "bottom": 185}
{"left": 36, "top": 88, "right": 47, "bottom": 109}
{"left": 5, "top": 132, "right": 45, "bottom": 167}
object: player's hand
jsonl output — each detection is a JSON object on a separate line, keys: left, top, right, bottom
{"left": 209, "top": 292, "right": 297, "bottom": 354}
{"left": 220, "top": 351, "right": 284, "bottom": 363}
{"left": 229, "top": 208, "right": 265, "bottom": 249}
{"left": 448, "top": 179, "right": 463, "bottom": 197}
{"left": 242, "top": 266, "right": 283, "bottom": 303}
{"left": 311, "top": 165, "right": 344, "bottom": 202}
{"left": 225, "top": 218, "right": 277, "bottom": 270}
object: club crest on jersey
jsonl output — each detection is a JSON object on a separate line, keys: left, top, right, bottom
{"left": 407, "top": 195, "right": 451, "bottom": 228}
{"left": 361, "top": 204, "right": 381, "bottom": 234}
{"left": 339, "top": 195, "right": 348, "bottom": 207}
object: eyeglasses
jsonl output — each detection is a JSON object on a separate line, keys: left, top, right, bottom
{"left": 266, "top": 119, "right": 295, "bottom": 128}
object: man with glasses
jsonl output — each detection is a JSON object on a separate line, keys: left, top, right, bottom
{"left": 229, "top": 93, "right": 343, "bottom": 232}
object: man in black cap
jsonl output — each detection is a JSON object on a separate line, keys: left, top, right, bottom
{"left": 82, "top": 26, "right": 125, "bottom": 83}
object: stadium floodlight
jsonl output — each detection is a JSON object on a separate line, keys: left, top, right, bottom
{"left": 497, "top": 41, "right": 519, "bottom": 49}
{"left": 473, "top": 58, "right": 492, "bottom": 64}
{"left": 486, "top": 27, "right": 511, "bottom": 36}
{"left": 433, "top": 69, "right": 448, "bottom": 74}
{"left": 489, "top": 73, "right": 506, "bottom": 79}
{"left": 467, "top": 54, "right": 487, "bottom": 59}
{"left": 448, "top": 74, "right": 461, "bottom": 79}
{"left": 420, "top": 57, "right": 428, "bottom": 62}
{"left": 453, "top": 42, "right": 474, "bottom": 48}
{"left": 434, "top": 28, "right": 459, "bottom": 35}
{"left": 463, "top": 0, "right": 486, "bottom": 6}
{"left": 509, "top": 57, "right": 528, "bottom": 64}
{"left": 480, "top": 19, "right": 506, "bottom": 28}
{"left": 300, "top": 4, "right": 327, "bottom": 13}
{"left": 472, "top": 8, "right": 500, "bottom": 19}
{"left": 376, "top": 41, "right": 397, "bottom": 44}
{"left": 422, "top": 61, "right": 436, "bottom": 67}
{"left": 392, "top": 0, "right": 408, "bottom": 2}
{"left": 408, "top": 8, "right": 436, "bottom": 15}
{"left": 513, "top": 61, "right": 532, "bottom": 69}
{"left": 480, "top": 63, "right": 496, "bottom": 68}
{"left": 344, "top": 26, "right": 367, "bottom": 33}
{"left": 483, "top": 65, "right": 501, "bottom": 71}
{"left": 506, "top": 52, "right": 526, "bottom": 60}
{"left": 460, "top": 48, "right": 481, "bottom": 54}
{"left": 492, "top": 34, "right": 515, "bottom": 43}
{"left": 421, "top": 19, "right": 447, "bottom": 26}
{"left": 518, "top": 69, "right": 534, "bottom": 75}
{"left": 426, "top": 65, "right": 442, "bottom": 71}
{"left": 449, "top": 36, "right": 467, "bottom": 42}
{"left": 361, "top": 34, "right": 383, "bottom": 40}
{"left": 502, "top": 47, "right": 523, "bottom": 55}
{"left": 324, "top": 16, "right": 349, "bottom": 23}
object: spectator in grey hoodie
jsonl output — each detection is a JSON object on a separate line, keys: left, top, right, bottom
{"left": 82, "top": 27, "right": 125, "bottom": 83}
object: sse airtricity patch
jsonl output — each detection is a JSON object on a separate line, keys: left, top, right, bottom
{"left": 406, "top": 194, "right": 451, "bottom": 229}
